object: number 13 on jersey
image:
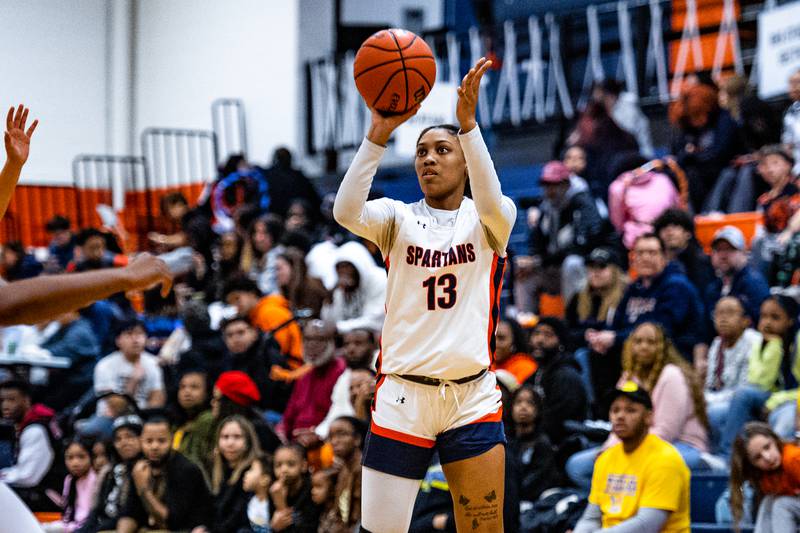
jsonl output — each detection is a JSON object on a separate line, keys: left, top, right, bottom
{"left": 422, "top": 274, "right": 457, "bottom": 310}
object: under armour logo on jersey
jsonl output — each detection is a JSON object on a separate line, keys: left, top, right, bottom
{"left": 416, "top": 220, "right": 427, "bottom": 229}
{"left": 396, "top": 396, "right": 406, "bottom": 404}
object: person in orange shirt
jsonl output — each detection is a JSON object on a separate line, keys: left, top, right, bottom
{"left": 730, "top": 422, "right": 800, "bottom": 532}
{"left": 491, "top": 317, "right": 537, "bottom": 384}
{"left": 222, "top": 275, "right": 304, "bottom": 370}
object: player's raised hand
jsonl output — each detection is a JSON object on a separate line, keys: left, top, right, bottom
{"left": 366, "top": 104, "right": 420, "bottom": 147}
{"left": 456, "top": 57, "right": 491, "bottom": 133}
{"left": 4, "top": 105, "right": 38, "bottom": 168}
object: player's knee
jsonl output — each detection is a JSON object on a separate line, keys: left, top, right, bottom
{"left": 360, "top": 516, "right": 408, "bottom": 533}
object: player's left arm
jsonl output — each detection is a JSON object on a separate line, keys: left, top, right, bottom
{"left": 1, "top": 105, "right": 38, "bottom": 218}
{"left": 456, "top": 59, "right": 516, "bottom": 254}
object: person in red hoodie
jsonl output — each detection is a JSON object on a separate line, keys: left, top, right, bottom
{"left": 0, "top": 379, "right": 63, "bottom": 511}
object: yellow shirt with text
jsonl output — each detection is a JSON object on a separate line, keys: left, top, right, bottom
{"left": 589, "top": 433, "right": 690, "bottom": 532}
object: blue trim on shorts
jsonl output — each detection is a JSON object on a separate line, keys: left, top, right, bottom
{"left": 437, "top": 421, "right": 506, "bottom": 465}
{"left": 362, "top": 421, "right": 506, "bottom": 478}
{"left": 362, "top": 429, "right": 435, "bottom": 479}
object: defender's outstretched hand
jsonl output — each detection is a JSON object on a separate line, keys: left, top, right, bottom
{"left": 456, "top": 57, "right": 491, "bottom": 134}
{"left": 124, "top": 253, "right": 174, "bottom": 298}
{"left": 5, "top": 105, "right": 38, "bottom": 168}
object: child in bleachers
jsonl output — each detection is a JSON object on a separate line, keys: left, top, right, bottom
{"left": 719, "top": 295, "right": 800, "bottom": 456}
{"left": 326, "top": 416, "right": 363, "bottom": 531}
{"left": 91, "top": 439, "right": 110, "bottom": 475}
{"left": 82, "top": 415, "right": 143, "bottom": 533}
{"left": 751, "top": 145, "right": 800, "bottom": 274}
{"left": 242, "top": 453, "right": 273, "bottom": 533}
{"left": 269, "top": 444, "right": 319, "bottom": 532}
{"left": 507, "top": 386, "right": 561, "bottom": 503}
{"left": 705, "top": 296, "right": 763, "bottom": 451}
{"left": 311, "top": 469, "right": 342, "bottom": 533}
{"left": 42, "top": 439, "right": 98, "bottom": 533}
{"left": 730, "top": 422, "right": 800, "bottom": 532}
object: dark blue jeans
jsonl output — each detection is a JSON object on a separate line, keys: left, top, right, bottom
{"left": 718, "top": 385, "right": 771, "bottom": 457}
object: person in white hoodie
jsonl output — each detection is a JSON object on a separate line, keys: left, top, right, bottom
{"left": 321, "top": 240, "right": 387, "bottom": 335}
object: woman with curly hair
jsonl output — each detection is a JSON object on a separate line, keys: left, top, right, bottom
{"left": 566, "top": 322, "right": 710, "bottom": 488}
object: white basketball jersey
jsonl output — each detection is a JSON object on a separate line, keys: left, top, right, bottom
{"left": 378, "top": 198, "right": 505, "bottom": 380}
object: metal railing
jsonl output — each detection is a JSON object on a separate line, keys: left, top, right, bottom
{"left": 212, "top": 98, "right": 248, "bottom": 162}
{"left": 71, "top": 155, "right": 150, "bottom": 229}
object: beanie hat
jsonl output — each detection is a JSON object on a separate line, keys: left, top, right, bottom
{"left": 215, "top": 371, "right": 261, "bottom": 407}
{"left": 540, "top": 161, "right": 571, "bottom": 184}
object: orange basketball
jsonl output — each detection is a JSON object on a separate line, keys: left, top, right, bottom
{"left": 353, "top": 28, "right": 436, "bottom": 115}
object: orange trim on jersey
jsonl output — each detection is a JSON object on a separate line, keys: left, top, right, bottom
{"left": 370, "top": 419, "right": 436, "bottom": 448}
{"left": 372, "top": 373, "right": 387, "bottom": 412}
{"left": 469, "top": 406, "right": 503, "bottom": 424}
{"left": 486, "top": 254, "right": 505, "bottom": 364}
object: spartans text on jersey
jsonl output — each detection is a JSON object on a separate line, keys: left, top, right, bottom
{"left": 406, "top": 243, "right": 477, "bottom": 268}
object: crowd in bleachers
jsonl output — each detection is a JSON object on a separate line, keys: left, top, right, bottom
{"left": 2, "top": 68, "right": 800, "bottom": 532}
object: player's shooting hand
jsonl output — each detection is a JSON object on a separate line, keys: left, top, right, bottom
{"left": 366, "top": 105, "right": 420, "bottom": 147}
{"left": 123, "top": 253, "right": 173, "bottom": 297}
{"left": 456, "top": 57, "right": 491, "bottom": 133}
{"left": 4, "top": 105, "right": 38, "bottom": 168}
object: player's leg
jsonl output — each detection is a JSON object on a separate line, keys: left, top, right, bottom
{"left": 360, "top": 466, "right": 423, "bottom": 533}
{"left": 437, "top": 373, "right": 507, "bottom": 532}
{"left": 441, "top": 443, "right": 505, "bottom": 532}
{"left": 361, "top": 374, "right": 437, "bottom": 532}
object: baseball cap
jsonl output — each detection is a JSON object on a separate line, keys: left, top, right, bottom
{"left": 586, "top": 248, "right": 614, "bottom": 268}
{"left": 112, "top": 414, "right": 144, "bottom": 436}
{"left": 606, "top": 380, "right": 653, "bottom": 410}
{"left": 712, "top": 226, "right": 746, "bottom": 251}
{"left": 540, "top": 161, "right": 570, "bottom": 184}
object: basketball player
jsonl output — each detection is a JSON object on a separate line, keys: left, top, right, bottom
{"left": 334, "top": 57, "right": 515, "bottom": 533}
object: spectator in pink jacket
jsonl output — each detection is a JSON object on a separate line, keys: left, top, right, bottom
{"left": 608, "top": 154, "right": 680, "bottom": 249}
{"left": 566, "top": 322, "right": 710, "bottom": 488}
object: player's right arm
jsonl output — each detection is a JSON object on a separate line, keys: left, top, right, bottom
{"left": 0, "top": 253, "right": 172, "bottom": 326}
{"left": 333, "top": 106, "right": 418, "bottom": 249}
{"left": 1, "top": 105, "right": 38, "bottom": 219}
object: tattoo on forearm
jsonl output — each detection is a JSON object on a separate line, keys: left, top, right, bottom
{"left": 457, "top": 490, "right": 500, "bottom": 529}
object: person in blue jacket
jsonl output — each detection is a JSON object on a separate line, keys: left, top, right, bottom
{"left": 587, "top": 233, "right": 704, "bottom": 362}
{"left": 704, "top": 226, "right": 770, "bottom": 335}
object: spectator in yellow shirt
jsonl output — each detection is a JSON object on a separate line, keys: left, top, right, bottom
{"left": 573, "top": 381, "right": 691, "bottom": 533}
